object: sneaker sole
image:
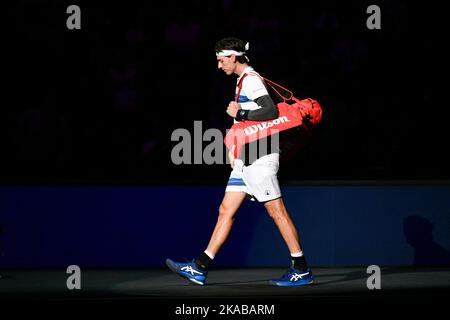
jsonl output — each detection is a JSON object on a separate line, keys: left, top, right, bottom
{"left": 166, "top": 259, "right": 205, "bottom": 286}
{"left": 269, "top": 279, "right": 314, "bottom": 287}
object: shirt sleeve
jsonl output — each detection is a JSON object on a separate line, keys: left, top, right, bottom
{"left": 235, "top": 95, "right": 278, "bottom": 121}
{"left": 243, "top": 75, "right": 269, "bottom": 101}
{"left": 247, "top": 95, "right": 278, "bottom": 120}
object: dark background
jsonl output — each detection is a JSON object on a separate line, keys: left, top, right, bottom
{"left": 2, "top": 0, "right": 448, "bottom": 184}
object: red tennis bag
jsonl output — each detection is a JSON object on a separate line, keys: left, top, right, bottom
{"left": 224, "top": 73, "right": 322, "bottom": 158}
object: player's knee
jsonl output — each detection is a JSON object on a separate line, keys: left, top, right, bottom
{"left": 266, "top": 203, "right": 286, "bottom": 222}
{"left": 267, "top": 208, "right": 284, "bottom": 221}
{"left": 218, "top": 203, "right": 235, "bottom": 219}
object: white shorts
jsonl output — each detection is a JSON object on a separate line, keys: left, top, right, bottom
{"left": 225, "top": 153, "right": 281, "bottom": 202}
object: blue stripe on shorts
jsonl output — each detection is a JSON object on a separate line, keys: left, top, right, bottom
{"left": 227, "top": 178, "right": 246, "bottom": 186}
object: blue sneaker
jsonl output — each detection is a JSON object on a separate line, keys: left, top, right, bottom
{"left": 166, "top": 258, "right": 208, "bottom": 285}
{"left": 270, "top": 267, "right": 314, "bottom": 286}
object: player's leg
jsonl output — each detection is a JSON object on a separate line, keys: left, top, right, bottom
{"left": 264, "top": 197, "right": 314, "bottom": 286}
{"left": 264, "top": 197, "right": 302, "bottom": 253}
{"left": 204, "top": 191, "right": 247, "bottom": 256}
{"left": 166, "top": 191, "right": 246, "bottom": 285}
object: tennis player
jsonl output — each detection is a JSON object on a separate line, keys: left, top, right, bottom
{"left": 166, "top": 37, "right": 313, "bottom": 286}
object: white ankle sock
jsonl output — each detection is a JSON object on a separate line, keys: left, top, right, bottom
{"left": 205, "top": 250, "right": 215, "bottom": 260}
{"left": 290, "top": 251, "right": 303, "bottom": 258}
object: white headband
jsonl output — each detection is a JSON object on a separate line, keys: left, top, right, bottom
{"left": 216, "top": 42, "right": 250, "bottom": 57}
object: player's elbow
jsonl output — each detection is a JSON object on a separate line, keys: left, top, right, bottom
{"left": 263, "top": 106, "right": 278, "bottom": 120}
{"left": 269, "top": 107, "right": 278, "bottom": 120}
{"left": 255, "top": 95, "right": 278, "bottom": 120}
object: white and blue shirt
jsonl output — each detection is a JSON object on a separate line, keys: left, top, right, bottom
{"left": 234, "top": 66, "right": 269, "bottom": 123}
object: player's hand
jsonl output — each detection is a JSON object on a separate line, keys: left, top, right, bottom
{"left": 226, "top": 101, "right": 241, "bottom": 118}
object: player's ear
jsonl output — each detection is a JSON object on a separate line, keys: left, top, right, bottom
{"left": 230, "top": 55, "right": 236, "bottom": 63}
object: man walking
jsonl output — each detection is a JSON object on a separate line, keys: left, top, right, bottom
{"left": 166, "top": 37, "right": 313, "bottom": 286}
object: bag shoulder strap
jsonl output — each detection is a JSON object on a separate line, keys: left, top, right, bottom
{"left": 239, "top": 71, "right": 293, "bottom": 102}
{"left": 260, "top": 76, "right": 294, "bottom": 101}
{"left": 235, "top": 73, "right": 249, "bottom": 103}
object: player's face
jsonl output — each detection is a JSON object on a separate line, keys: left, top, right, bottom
{"left": 217, "top": 56, "right": 235, "bottom": 75}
